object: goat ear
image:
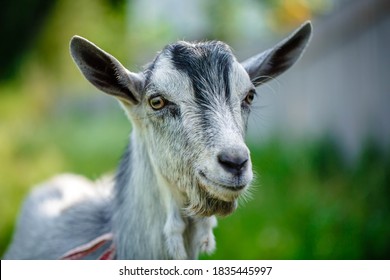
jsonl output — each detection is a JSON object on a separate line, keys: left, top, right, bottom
{"left": 241, "top": 21, "right": 312, "bottom": 86}
{"left": 70, "top": 36, "right": 143, "bottom": 105}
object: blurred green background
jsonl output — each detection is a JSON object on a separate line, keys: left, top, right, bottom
{"left": 0, "top": 0, "right": 389, "bottom": 259}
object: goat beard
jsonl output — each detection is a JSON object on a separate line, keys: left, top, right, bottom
{"left": 184, "top": 182, "right": 238, "bottom": 217}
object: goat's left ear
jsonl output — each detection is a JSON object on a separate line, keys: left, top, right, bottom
{"left": 241, "top": 21, "right": 312, "bottom": 86}
{"left": 70, "top": 36, "right": 144, "bottom": 105}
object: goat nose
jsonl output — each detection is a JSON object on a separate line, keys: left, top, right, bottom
{"left": 217, "top": 148, "right": 249, "bottom": 176}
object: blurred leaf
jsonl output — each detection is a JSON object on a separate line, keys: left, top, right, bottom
{"left": 0, "top": 0, "right": 57, "bottom": 80}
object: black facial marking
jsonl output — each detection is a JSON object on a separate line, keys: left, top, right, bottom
{"left": 167, "top": 41, "right": 233, "bottom": 107}
{"left": 166, "top": 41, "right": 234, "bottom": 135}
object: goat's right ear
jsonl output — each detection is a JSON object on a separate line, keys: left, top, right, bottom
{"left": 70, "top": 36, "right": 143, "bottom": 105}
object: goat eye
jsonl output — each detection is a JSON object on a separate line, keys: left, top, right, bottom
{"left": 244, "top": 90, "right": 255, "bottom": 105}
{"left": 149, "top": 96, "right": 166, "bottom": 110}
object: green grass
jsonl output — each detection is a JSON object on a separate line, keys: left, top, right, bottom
{"left": 1, "top": 104, "right": 389, "bottom": 259}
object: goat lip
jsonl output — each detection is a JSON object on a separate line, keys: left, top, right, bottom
{"left": 198, "top": 171, "right": 247, "bottom": 192}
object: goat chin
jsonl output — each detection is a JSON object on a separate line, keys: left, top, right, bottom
{"left": 185, "top": 182, "right": 239, "bottom": 217}
{"left": 186, "top": 196, "right": 238, "bottom": 217}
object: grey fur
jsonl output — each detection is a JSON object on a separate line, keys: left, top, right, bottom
{"left": 4, "top": 22, "right": 312, "bottom": 259}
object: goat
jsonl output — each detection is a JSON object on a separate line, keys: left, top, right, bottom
{"left": 4, "top": 22, "right": 312, "bottom": 259}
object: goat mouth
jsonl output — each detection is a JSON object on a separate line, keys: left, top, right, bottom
{"left": 198, "top": 171, "right": 247, "bottom": 195}
{"left": 185, "top": 171, "right": 248, "bottom": 217}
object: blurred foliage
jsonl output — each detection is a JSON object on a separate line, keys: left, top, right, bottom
{"left": 1, "top": 0, "right": 387, "bottom": 260}
{"left": 260, "top": 0, "right": 333, "bottom": 32}
{"left": 0, "top": 0, "right": 128, "bottom": 81}
{"left": 0, "top": 0, "right": 56, "bottom": 81}
{"left": 197, "top": 0, "right": 332, "bottom": 42}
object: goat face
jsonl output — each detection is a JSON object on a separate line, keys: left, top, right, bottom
{"left": 70, "top": 22, "right": 312, "bottom": 217}
{"left": 139, "top": 41, "right": 254, "bottom": 216}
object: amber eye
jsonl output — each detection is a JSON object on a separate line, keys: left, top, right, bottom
{"left": 149, "top": 96, "right": 166, "bottom": 110}
{"left": 245, "top": 90, "right": 255, "bottom": 105}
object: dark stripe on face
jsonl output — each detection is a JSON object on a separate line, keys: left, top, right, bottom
{"left": 167, "top": 41, "right": 233, "bottom": 108}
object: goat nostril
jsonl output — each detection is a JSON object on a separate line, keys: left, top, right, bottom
{"left": 217, "top": 149, "right": 249, "bottom": 175}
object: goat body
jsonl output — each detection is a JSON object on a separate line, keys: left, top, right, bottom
{"left": 4, "top": 22, "right": 312, "bottom": 259}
